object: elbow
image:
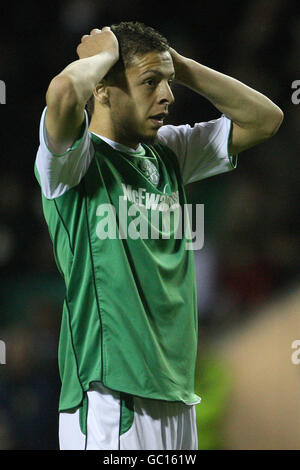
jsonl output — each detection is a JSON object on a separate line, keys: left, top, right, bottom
{"left": 262, "top": 106, "right": 284, "bottom": 139}
{"left": 269, "top": 106, "right": 284, "bottom": 136}
{"left": 46, "top": 74, "right": 79, "bottom": 111}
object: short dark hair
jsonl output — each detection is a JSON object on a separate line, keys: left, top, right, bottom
{"left": 86, "top": 21, "right": 170, "bottom": 116}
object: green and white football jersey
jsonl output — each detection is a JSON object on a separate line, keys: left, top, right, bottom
{"left": 34, "top": 108, "right": 237, "bottom": 412}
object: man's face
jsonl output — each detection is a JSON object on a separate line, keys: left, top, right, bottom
{"left": 108, "top": 50, "right": 175, "bottom": 147}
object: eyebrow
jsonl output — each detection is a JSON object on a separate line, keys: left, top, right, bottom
{"left": 139, "top": 69, "right": 175, "bottom": 78}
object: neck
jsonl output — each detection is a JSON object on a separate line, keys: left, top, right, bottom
{"left": 89, "top": 112, "right": 140, "bottom": 150}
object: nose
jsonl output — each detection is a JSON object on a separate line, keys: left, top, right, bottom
{"left": 157, "top": 81, "right": 175, "bottom": 106}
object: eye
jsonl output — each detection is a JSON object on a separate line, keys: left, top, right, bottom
{"left": 144, "top": 78, "right": 156, "bottom": 87}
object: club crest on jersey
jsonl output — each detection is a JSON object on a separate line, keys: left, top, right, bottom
{"left": 137, "top": 159, "right": 160, "bottom": 187}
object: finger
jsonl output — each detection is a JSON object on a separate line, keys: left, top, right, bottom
{"left": 90, "top": 28, "right": 101, "bottom": 35}
{"left": 81, "top": 34, "right": 89, "bottom": 42}
{"left": 76, "top": 44, "right": 82, "bottom": 57}
{"left": 101, "top": 26, "right": 111, "bottom": 32}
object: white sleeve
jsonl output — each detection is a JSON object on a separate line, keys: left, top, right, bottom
{"left": 35, "top": 106, "right": 94, "bottom": 199}
{"left": 156, "top": 114, "right": 238, "bottom": 185}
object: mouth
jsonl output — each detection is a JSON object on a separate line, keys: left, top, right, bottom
{"left": 148, "top": 113, "right": 168, "bottom": 128}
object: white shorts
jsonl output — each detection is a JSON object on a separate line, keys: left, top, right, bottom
{"left": 59, "top": 382, "right": 198, "bottom": 450}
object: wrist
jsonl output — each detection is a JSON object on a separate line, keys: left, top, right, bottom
{"left": 172, "top": 54, "right": 193, "bottom": 84}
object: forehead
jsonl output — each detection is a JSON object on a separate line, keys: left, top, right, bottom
{"left": 127, "top": 50, "right": 174, "bottom": 78}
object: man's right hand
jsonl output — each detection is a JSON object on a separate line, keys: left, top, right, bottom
{"left": 76, "top": 27, "right": 119, "bottom": 63}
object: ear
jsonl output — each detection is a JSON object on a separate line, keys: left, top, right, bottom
{"left": 93, "top": 80, "right": 110, "bottom": 106}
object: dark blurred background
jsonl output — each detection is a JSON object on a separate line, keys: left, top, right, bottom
{"left": 0, "top": 0, "right": 299, "bottom": 450}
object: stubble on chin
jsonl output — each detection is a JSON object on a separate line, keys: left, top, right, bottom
{"left": 139, "top": 129, "right": 159, "bottom": 146}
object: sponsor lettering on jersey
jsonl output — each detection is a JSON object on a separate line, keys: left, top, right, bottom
{"left": 121, "top": 183, "right": 180, "bottom": 212}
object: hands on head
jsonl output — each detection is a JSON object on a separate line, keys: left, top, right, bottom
{"left": 76, "top": 26, "right": 119, "bottom": 63}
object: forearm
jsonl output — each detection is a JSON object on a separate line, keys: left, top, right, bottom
{"left": 173, "top": 55, "right": 283, "bottom": 135}
{"left": 51, "top": 51, "right": 117, "bottom": 107}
